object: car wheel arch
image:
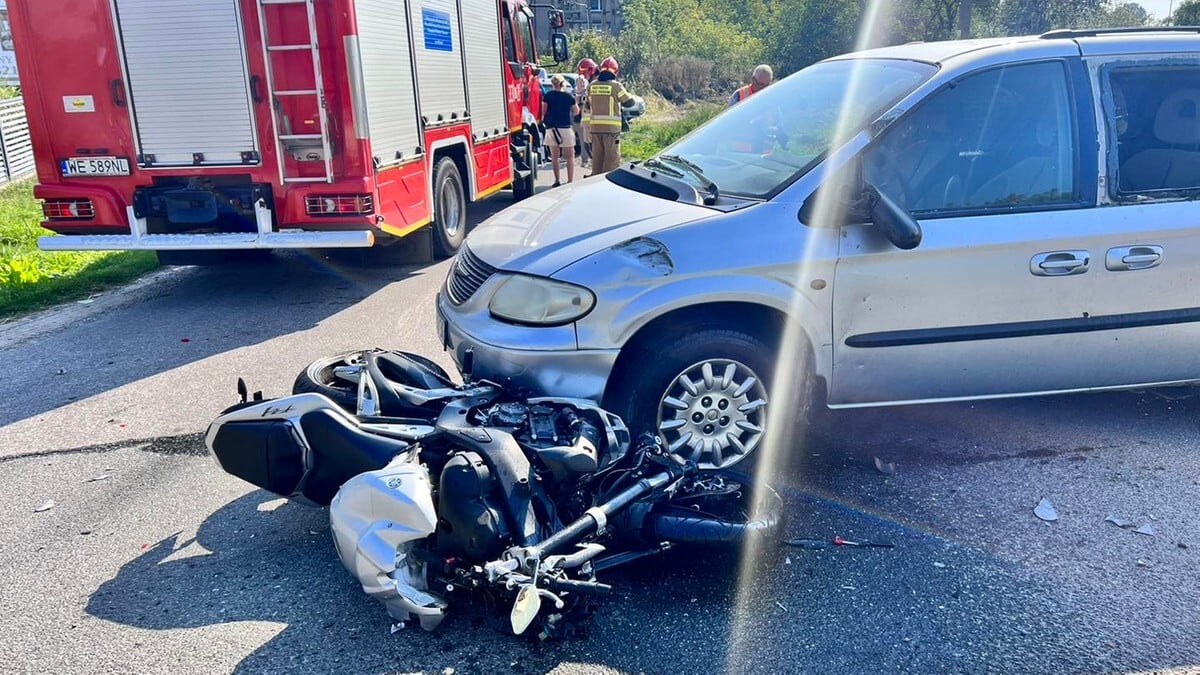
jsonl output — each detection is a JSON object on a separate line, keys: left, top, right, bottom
{"left": 601, "top": 301, "right": 825, "bottom": 410}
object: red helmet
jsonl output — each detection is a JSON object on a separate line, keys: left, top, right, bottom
{"left": 599, "top": 57, "right": 619, "bottom": 76}
{"left": 577, "top": 58, "right": 597, "bottom": 77}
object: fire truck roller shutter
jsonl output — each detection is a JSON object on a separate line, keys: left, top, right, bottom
{"left": 460, "top": 0, "right": 507, "bottom": 141}
{"left": 411, "top": 0, "right": 467, "bottom": 125}
{"left": 113, "top": 0, "right": 258, "bottom": 166}
{"left": 354, "top": 0, "right": 422, "bottom": 167}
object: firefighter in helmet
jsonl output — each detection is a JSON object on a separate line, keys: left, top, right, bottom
{"left": 587, "top": 56, "right": 639, "bottom": 175}
{"left": 574, "top": 58, "right": 597, "bottom": 168}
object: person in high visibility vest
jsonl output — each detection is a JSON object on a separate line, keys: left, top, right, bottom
{"left": 728, "top": 64, "right": 773, "bottom": 107}
{"left": 574, "top": 58, "right": 597, "bottom": 168}
{"left": 587, "top": 56, "right": 639, "bottom": 175}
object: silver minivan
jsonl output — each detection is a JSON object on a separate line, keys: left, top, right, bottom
{"left": 437, "top": 28, "right": 1200, "bottom": 468}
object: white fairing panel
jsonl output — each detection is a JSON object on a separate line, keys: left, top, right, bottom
{"left": 411, "top": 0, "right": 468, "bottom": 123}
{"left": 329, "top": 457, "right": 447, "bottom": 630}
{"left": 113, "top": 0, "right": 258, "bottom": 166}
{"left": 354, "top": 0, "right": 422, "bottom": 167}
{"left": 461, "top": 0, "right": 508, "bottom": 140}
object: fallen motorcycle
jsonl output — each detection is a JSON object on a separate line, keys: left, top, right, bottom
{"left": 205, "top": 349, "right": 780, "bottom": 638}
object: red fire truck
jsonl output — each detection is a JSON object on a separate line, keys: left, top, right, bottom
{"left": 8, "top": 0, "right": 566, "bottom": 260}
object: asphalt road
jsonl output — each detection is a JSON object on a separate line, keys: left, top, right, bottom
{"left": 2, "top": 180, "right": 1199, "bottom": 674}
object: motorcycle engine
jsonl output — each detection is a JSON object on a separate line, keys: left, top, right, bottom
{"left": 434, "top": 402, "right": 617, "bottom": 560}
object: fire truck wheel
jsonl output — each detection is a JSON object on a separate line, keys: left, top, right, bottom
{"left": 432, "top": 157, "right": 467, "bottom": 258}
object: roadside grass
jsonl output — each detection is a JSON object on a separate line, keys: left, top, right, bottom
{"left": 621, "top": 100, "right": 723, "bottom": 161}
{"left": 0, "top": 179, "right": 158, "bottom": 319}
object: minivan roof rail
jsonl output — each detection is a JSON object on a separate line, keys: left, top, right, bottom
{"left": 1040, "top": 26, "right": 1200, "bottom": 39}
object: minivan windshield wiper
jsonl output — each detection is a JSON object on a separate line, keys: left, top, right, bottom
{"left": 642, "top": 156, "right": 686, "bottom": 179}
{"left": 657, "top": 154, "right": 720, "bottom": 205}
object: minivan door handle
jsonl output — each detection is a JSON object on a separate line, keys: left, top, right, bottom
{"left": 1031, "top": 250, "right": 1090, "bottom": 277}
{"left": 1106, "top": 245, "right": 1163, "bottom": 271}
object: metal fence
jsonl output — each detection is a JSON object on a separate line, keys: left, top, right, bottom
{"left": 0, "top": 97, "right": 33, "bottom": 186}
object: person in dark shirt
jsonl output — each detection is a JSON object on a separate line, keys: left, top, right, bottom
{"left": 541, "top": 74, "right": 579, "bottom": 186}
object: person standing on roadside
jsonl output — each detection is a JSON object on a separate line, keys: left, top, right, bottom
{"left": 574, "top": 58, "right": 596, "bottom": 168}
{"left": 542, "top": 74, "right": 579, "bottom": 187}
{"left": 728, "top": 64, "right": 773, "bottom": 107}
{"left": 587, "top": 57, "right": 638, "bottom": 175}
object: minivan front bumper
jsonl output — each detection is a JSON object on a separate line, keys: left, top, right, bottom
{"left": 435, "top": 293, "right": 619, "bottom": 403}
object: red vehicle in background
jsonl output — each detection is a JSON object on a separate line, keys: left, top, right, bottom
{"left": 7, "top": 0, "right": 567, "bottom": 261}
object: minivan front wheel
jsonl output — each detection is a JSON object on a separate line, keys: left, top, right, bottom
{"left": 611, "top": 329, "right": 776, "bottom": 471}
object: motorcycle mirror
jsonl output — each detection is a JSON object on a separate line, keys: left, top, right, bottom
{"left": 237, "top": 378, "right": 248, "bottom": 403}
{"left": 510, "top": 584, "right": 542, "bottom": 635}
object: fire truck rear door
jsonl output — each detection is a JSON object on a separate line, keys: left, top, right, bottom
{"left": 112, "top": 0, "right": 259, "bottom": 167}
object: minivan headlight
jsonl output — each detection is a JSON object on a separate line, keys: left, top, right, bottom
{"left": 488, "top": 274, "right": 595, "bottom": 326}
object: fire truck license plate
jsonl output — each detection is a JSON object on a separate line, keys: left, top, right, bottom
{"left": 60, "top": 157, "right": 131, "bottom": 177}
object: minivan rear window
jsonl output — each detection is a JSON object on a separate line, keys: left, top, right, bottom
{"left": 1108, "top": 64, "right": 1200, "bottom": 197}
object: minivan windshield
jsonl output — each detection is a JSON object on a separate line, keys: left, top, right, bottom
{"left": 658, "top": 58, "right": 937, "bottom": 199}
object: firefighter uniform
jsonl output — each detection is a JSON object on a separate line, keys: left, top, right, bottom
{"left": 587, "top": 76, "right": 634, "bottom": 174}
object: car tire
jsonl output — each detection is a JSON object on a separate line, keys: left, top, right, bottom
{"left": 432, "top": 157, "right": 467, "bottom": 258}
{"left": 607, "top": 328, "right": 784, "bottom": 471}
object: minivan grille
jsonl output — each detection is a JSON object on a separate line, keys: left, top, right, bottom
{"left": 446, "top": 246, "right": 498, "bottom": 304}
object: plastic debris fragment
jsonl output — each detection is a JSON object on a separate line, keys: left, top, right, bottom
{"left": 933, "top": 562, "right": 947, "bottom": 569}
{"left": 1136, "top": 559, "right": 1150, "bottom": 568}
{"left": 34, "top": 500, "right": 55, "bottom": 513}
{"left": 85, "top": 474, "right": 109, "bottom": 483}
{"left": 1134, "top": 523, "right": 1155, "bottom": 537}
{"left": 1104, "top": 515, "right": 1134, "bottom": 529}
{"left": 874, "top": 457, "right": 897, "bottom": 475}
{"left": 1034, "top": 497, "right": 1058, "bottom": 522}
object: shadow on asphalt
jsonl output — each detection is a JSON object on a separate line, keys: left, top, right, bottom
{"left": 0, "top": 195, "right": 518, "bottom": 429}
{"left": 81, "top": 479, "right": 1082, "bottom": 673}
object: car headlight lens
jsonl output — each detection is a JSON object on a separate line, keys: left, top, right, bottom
{"left": 488, "top": 274, "right": 595, "bottom": 326}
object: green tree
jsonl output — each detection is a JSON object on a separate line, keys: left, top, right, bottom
{"left": 1172, "top": 0, "right": 1200, "bottom": 25}
{"left": 764, "top": 0, "right": 861, "bottom": 75}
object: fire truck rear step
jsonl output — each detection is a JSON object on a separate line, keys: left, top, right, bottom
{"left": 38, "top": 231, "right": 373, "bottom": 251}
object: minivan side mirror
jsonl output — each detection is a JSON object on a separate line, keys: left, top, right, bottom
{"left": 551, "top": 33, "right": 569, "bottom": 64}
{"left": 865, "top": 183, "right": 922, "bottom": 250}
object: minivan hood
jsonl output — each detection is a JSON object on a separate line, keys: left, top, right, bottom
{"left": 465, "top": 176, "right": 711, "bottom": 277}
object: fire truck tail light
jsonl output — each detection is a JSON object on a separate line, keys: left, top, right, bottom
{"left": 43, "top": 199, "right": 95, "bottom": 220}
{"left": 305, "top": 194, "right": 374, "bottom": 216}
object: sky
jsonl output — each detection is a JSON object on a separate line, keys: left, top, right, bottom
{"left": 1138, "top": 0, "right": 1176, "bottom": 20}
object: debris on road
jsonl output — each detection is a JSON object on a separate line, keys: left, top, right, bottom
{"left": 85, "top": 474, "right": 109, "bottom": 483}
{"left": 933, "top": 562, "right": 947, "bottom": 569}
{"left": 1136, "top": 559, "right": 1151, "bottom": 568}
{"left": 783, "top": 536, "right": 895, "bottom": 549}
{"left": 33, "top": 500, "right": 55, "bottom": 513}
{"left": 874, "top": 456, "right": 897, "bottom": 475}
{"left": 1134, "top": 523, "right": 1156, "bottom": 537}
{"left": 1178, "top": 543, "right": 1189, "bottom": 550}
{"left": 775, "top": 601, "right": 788, "bottom": 612}
{"left": 1105, "top": 515, "right": 1134, "bottom": 529}
{"left": 1034, "top": 497, "right": 1059, "bottom": 522}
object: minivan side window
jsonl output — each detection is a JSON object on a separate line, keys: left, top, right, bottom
{"left": 863, "top": 61, "right": 1077, "bottom": 216}
{"left": 1108, "top": 64, "right": 1200, "bottom": 197}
